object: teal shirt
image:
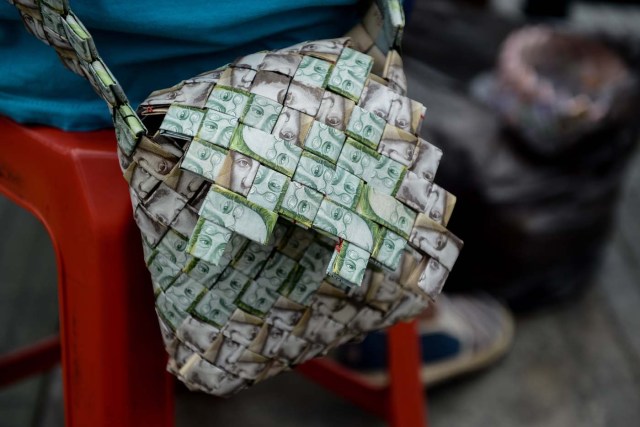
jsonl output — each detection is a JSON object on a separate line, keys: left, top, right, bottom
{"left": 0, "top": 1, "right": 358, "bottom": 130}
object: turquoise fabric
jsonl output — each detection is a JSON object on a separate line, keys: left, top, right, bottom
{"left": 0, "top": 1, "right": 358, "bottom": 131}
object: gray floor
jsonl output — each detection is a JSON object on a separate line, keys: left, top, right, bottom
{"left": 1, "top": 1, "right": 640, "bottom": 426}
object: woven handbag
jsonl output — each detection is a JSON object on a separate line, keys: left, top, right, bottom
{"left": 9, "top": 0, "right": 462, "bottom": 396}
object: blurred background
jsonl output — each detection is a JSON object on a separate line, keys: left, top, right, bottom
{"left": 1, "top": 0, "right": 640, "bottom": 425}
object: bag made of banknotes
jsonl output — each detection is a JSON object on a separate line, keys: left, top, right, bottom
{"left": 9, "top": 0, "right": 462, "bottom": 396}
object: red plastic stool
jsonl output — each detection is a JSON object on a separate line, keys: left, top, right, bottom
{"left": 0, "top": 116, "right": 427, "bottom": 427}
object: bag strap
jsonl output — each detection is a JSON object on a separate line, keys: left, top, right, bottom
{"left": 7, "top": 0, "right": 407, "bottom": 154}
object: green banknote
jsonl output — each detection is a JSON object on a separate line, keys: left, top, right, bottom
{"left": 242, "top": 93, "right": 283, "bottom": 133}
{"left": 232, "top": 241, "right": 273, "bottom": 278}
{"left": 199, "top": 185, "right": 278, "bottom": 244}
{"left": 312, "top": 198, "right": 379, "bottom": 252}
{"left": 325, "top": 166, "right": 364, "bottom": 210}
{"left": 292, "top": 151, "right": 335, "bottom": 194}
{"left": 327, "top": 47, "right": 373, "bottom": 102}
{"left": 196, "top": 109, "right": 238, "bottom": 148}
{"left": 293, "top": 55, "right": 332, "bottom": 88}
{"left": 155, "top": 292, "right": 188, "bottom": 330}
{"left": 180, "top": 138, "right": 229, "bottom": 181}
{"left": 205, "top": 86, "right": 251, "bottom": 118}
{"left": 278, "top": 181, "right": 323, "bottom": 227}
{"left": 337, "top": 138, "right": 405, "bottom": 195}
{"left": 165, "top": 274, "right": 207, "bottom": 312}
{"left": 303, "top": 120, "right": 346, "bottom": 163}
{"left": 371, "top": 227, "right": 406, "bottom": 270}
{"left": 356, "top": 186, "right": 416, "bottom": 239}
{"left": 246, "top": 164, "right": 289, "bottom": 212}
{"left": 346, "top": 105, "right": 385, "bottom": 150}
{"left": 230, "top": 125, "right": 302, "bottom": 177}
{"left": 327, "top": 241, "right": 370, "bottom": 286}
{"left": 159, "top": 104, "right": 205, "bottom": 137}
{"left": 186, "top": 217, "right": 233, "bottom": 265}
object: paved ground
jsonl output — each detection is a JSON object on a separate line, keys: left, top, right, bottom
{"left": 1, "top": 1, "right": 639, "bottom": 426}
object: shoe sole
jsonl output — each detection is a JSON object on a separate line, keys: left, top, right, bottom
{"left": 350, "top": 304, "right": 515, "bottom": 387}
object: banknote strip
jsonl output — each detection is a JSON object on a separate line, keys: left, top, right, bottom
{"left": 246, "top": 165, "right": 289, "bottom": 212}
{"left": 394, "top": 170, "right": 432, "bottom": 213}
{"left": 214, "top": 150, "right": 260, "bottom": 197}
{"left": 362, "top": 5, "right": 385, "bottom": 60}
{"left": 409, "top": 138, "right": 443, "bottom": 182}
{"left": 423, "top": 183, "right": 457, "bottom": 226}
{"left": 356, "top": 186, "right": 417, "bottom": 239}
{"left": 255, "top": 251, "right": 298, "bottom": 293}
{"left": 233, "top": 52, "right": 268, "bottom": 71}
{"left": 180, "top": 138, "right": 229, "bottom": 182}
{"left": 278, "top": 181, "right": 323, "bottom": 227}
{"left": 345, "top": 105, "right": 386, "bottom": 150}
{"left": 377, "top": 123, "right": 419, "bottom": 167}
{"left": 249, "top": 70, "right": 291, "bottom": 104}
{"left": 376, "top": 0, "right": 404, "bottom": 53}
{"left": 259, "top": 52, "right": 303, "bottom": 77}
{"left": 113, "top": 104, "right": 146, "bottom": 156}
{"left": 165, "top": 274, "right": 208, "bottom": 314}
{"left": 366, "top": 154, "right": 407, "bottom": 196}
{"left": 238, "top": 252, "right": 297, "bottom": 315}
{"left": 159, "top": 104, "right": 205, "bottom": 137}
{"left": 371, "top": 227, "right": 406, "bottom": 270}
{"left": 325, "top": 165, "right": 365, "bottom": 210}
{"left": 241, "top": 93, "right": 283, "bottom": 133}
{"left": 186, "top": 218, "right": 232, "bottom": 265}
{"left": 175, "top": 315, "right": 221, "bottom": 355}
{"left": 285, "top": 241, "right": 335, "bottom": 304}
{"left": 179, "top": 355, "right": 248, "bottom": 396}
{"left": 284, "top": 80, "right": 324, "bottom": 117}
{"left": 272, "top": 107, "right": 314, "bottom": 147}
{"left": 387, "top": 95, "right": 426, "bottom": 135}
{"left": 190, "top": 267, "right": 252, "bottom": 327}
{"left": 326, "top": 241, "right": 370, "bottom": 286}
{"left": 155, "top": 291, "right": 189, "bottom": 330}
{"left": 416, "top": 257, "right": 451, "bottom": 299}
{"left": 148, "top": 251, "right": 182, "bottom": 292}
{"left": 236, "top": 280, "right": 280, "bottom": 316}
{"left": 293, "top": 151, "right": 364, "bottom": 210}
{"left": 292, "top": 151, "right": 335, "bottom": 194}
{"left": 380, "top": 50, "right": 406, "bottom": 95}
{"left": 199, "top": 185, "right": 278, "bottom": 245}
{"left": 220, "top": 310, "right": 263, "bottom": 349}
{"left": 277, "top": 226, "right": 316, "bottom": 260}
{"left": 313, "top": 198, "right": 379, "bottom": 252}
{"left": 230, "top": 124, "right": 302, "bottom": 177}
{"left": 205, "top": 86, "right": 252, "bottom": 118}
{"left": 292, "top": 54, "right": 333, "bottom": 88}
{"left": 299, "top": 38, "right": 350, "bottom": 63}
{"left": 408, "top": 214, "right": 463, "bottom": 271}
{"left": 184, "top": 233, "right": 249, "bottom": 287}
{"left": 302, "top": 120, "right": 347, "bottom": 163}
{"left": 316, "top": 90, "right": 356, "bottom": 131}
{"left": 232, "top": 241, "right": 273, "bottom": 278}
{"left": 337, "top": 138, "right": 405, "bottom": 195}
{"left": 223, "top": 67, "right": 257, "bottom": 91}
{"left": 327, "top": 47, "right": 373, "bottom": 102}
{"left": 194, "top": 109, "right": 239, "bottom": 148}
{"left": 358, "top": 79, "right": 396, "bottom": 121}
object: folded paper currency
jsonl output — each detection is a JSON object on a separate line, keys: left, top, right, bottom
{"left": 199, "top": 185, "right": 277, "bottom": 245}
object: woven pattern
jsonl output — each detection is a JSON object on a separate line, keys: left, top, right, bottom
{"left": 9, "top": 0, "right": 463, "bottom": 397}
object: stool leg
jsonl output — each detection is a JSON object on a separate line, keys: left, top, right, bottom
{"left": 0, "top": 119, "right": 174, "bottom": 427}
{"left": 387, "top": 321, "right": 428, "bottom": 427}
